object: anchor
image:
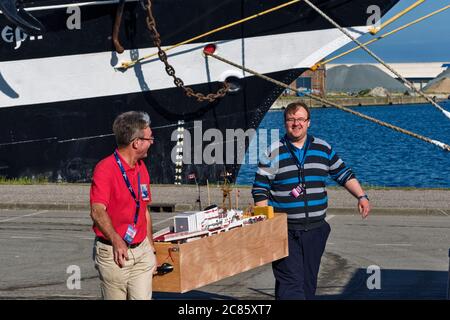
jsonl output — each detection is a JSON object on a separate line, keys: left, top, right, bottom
{"left": 0, "top": 0, "right": 45, "bottom": 35}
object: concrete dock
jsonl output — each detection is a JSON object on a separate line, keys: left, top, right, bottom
{"left": 1, "top": 184, "right": 449, "bottom": 215}
{"left": 0, "top": 184, "right": 449, "bottom": 300}
{"left": 271, "top": 96, "right": 447, "bottom": 109}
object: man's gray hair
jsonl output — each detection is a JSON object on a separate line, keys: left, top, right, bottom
{"left": 112, "top": 111, "right": 151, "bottom": 147}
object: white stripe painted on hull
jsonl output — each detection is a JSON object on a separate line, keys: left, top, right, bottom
{"left": 0, "top": 26, "right": 368, "bottom": 108}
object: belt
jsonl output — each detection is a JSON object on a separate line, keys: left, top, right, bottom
{"left": 95, "top": 236, "right": 142, "bottom": 249}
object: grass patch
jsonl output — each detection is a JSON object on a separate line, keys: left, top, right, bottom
{"left": 0, "top": 177, "right": 49, "bottom": 185}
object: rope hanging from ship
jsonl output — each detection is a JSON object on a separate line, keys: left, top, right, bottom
{"left": 113, "top": 0, "right": 229, "bottom": 102}
{"left": 1, "top": 1, "right": 446, "bottom": 150}
{"left": 204, "top": 52, "right": 450, "bottom": 153}
{"left": 114, "top": 0, "right": 445, "bottom": 77}
{"left": 54, "top": 0, "right": 450, "bottom": 150}
{"left": 311, "top": 5, "right": 450, "bottom": 71}
{"left": 301, "top": 0, "right": 450, "bottom": 120}
{"left": 113, "top": 0, "right": 450, "bottom": 118}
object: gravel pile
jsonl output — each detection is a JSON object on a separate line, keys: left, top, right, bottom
{"left": 424, "top": 68, "right": 450, "bottom": 93}
{"left": 327, "top": 64, "right": 408, "bottom": 93}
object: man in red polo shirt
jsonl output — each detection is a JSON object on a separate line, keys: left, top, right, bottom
{"left": 90, "top": 111, "right": 157, "bottom": 300}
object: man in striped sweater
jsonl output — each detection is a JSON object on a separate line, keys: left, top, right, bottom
{"left": 252, "top": 102, "right": 370, "bottom": 300}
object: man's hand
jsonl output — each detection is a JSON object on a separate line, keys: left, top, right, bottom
{"left": 255, "top": 200, "right": 268, "bottom": 207}
{"left": 150, "top": 241, "right": 158, "bottom": 275}
{"left": 343, "top": 179, "right": 370, "bottom": 219}
{"left": 111, "top": 236, "right": 129, "bottom": 268}
{"left": 90, "top": 203, "right": 129, "bottom": 267}
{"left": 358, "top": 198, "right": 370, "bottom": 219}
{"left": 153, "top": 255, "right": 159, "bottom": 275}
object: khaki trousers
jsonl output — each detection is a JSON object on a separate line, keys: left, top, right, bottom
{"left": 94, "top": 237, "right": 156, "bottom": 300}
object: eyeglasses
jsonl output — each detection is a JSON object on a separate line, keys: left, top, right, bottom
{"left": 285, "top": 117, "right": 309, "bottom": 124}
{"left": 138, "top": 136, "right": 155, "bottom": 142}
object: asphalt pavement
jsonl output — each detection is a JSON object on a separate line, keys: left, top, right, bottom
{"left": 0, "top": 208, "right": 449, "bottom": 300}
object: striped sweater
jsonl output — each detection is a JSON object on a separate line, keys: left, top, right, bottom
{"left": 252, "top": 134, "right": 355, "bottom": 230}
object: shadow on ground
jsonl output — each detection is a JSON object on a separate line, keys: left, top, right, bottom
{"left": 154, "top": 269, "right": 449, "bottom": 300}
{"left": 154, "top": 291, "right": 235, "bottom": 300}
{"left": 318, "top": 268, "right": 449, "bottom": 300}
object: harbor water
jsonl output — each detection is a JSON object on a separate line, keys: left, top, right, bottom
{"left": 237, "top": 102, "right": 450, "bottom": 188}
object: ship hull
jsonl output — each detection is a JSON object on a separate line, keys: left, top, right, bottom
{"left": 0, "top": 67, "right": 304, "bottom": 183}
{"left": 0, "top": 0, "right": 399, "bottom": 183}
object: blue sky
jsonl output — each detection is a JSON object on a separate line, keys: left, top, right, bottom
{"left": 331, "top": 0, "right": 450, "bottom": 63}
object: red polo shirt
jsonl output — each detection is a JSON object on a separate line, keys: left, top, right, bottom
{"left": 90, "top": 150, "right": 151, "bottom": 244}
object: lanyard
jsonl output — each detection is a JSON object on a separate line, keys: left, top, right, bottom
{"left": 283, "top": 135, "right": 310, "bottom": 186}
{"left": 114, "top": 151, "right": 141, "bottom": 225}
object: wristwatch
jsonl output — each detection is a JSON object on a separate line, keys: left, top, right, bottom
{"left": 357, "top": 194, "right": 369, "bottom": 201}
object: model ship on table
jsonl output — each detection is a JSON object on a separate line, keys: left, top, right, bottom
{"left": 151, "top": 176, "right": 286, "bottom": 292}
{"left": 152, "top": 177, "right": 270, "bottom": 276}
{"left": 153, "top": 205, "right": 267, "bottom": 243}
{"left": 153, "top": 178, "right": 267, "bottom": 243}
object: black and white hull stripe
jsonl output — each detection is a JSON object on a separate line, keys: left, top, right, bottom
{"left": 0, "top": 0, "right": 400, "bottom": 183}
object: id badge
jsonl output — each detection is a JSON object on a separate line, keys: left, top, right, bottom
{"left": 290, "top": 185, "right": 305, "bottom": 198}
{"left": 140, "top": 184, "right": 150, "bottom": 201}
{"left": 124, "top": 224, "right": 137, "bottom": 244}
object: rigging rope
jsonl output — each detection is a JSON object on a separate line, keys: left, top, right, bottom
{"left": 369, "top": 0, "right": 425, "bottom": 34}
{"left": 302, "top": 0, "right": 450, "bottom": 120}
{"left": 205, "top": 52, "right": 450, "bottom": 152}
{"left": 117, "top": 0, "right": 302, "bottom": 70}
{"left": 312, "top": 5, "right": 450, "bottom": 70}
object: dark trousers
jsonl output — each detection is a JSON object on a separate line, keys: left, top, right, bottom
{"left": 272, "top": 221, "right": 331, "bottom": 300}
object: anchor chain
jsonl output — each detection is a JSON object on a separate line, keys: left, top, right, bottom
{"left": 143, "top": 0, "right": 229, "bottom": 102}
